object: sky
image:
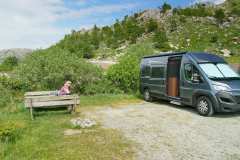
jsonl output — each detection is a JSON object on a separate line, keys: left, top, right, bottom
{"left": 0, "top": 0, "right": 225, "bottom": 49}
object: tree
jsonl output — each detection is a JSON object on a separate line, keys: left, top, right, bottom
{"left": 146, "top": 18, "right": 158, "bottom": 33}
{"left": 169, "top": 17, "right": 177, "bottom": 32}
{"left": 153, "top": 30, "right": 170, "bottom": 51}
{"left": 124, "top": 17, "right": 144, "bottom": 43}
{"left": 229, "top": 0, "right": 240, "bottom": 16}
{"left": 102, "top": 26, "right": 114, "bottom": 47}
{"left": 91, "top": 24, "right": 100, "bottom": 49}
{"left": 161, "top": 3, "right": 172, "bottom": 13}
{"left": 113, "top": 20, "right": 125, "bottom": 44}
{"left": 214, "top": 9, "right": 225, "bottom": 23}
{"left": 0, "top": 56, "right": 19, "bottom": 71}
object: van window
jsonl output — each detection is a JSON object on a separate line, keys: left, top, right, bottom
{"left": 151, "top": 66, "right": 165, "bottom": 78}
{"left": 142, "top": 65, "right": 150, "bottom": 77}
{"left": 184, "top": 64, "right": 201, "bottom": 82}
{"left": 184, "top": 64, "right": 193, "bottom": 81}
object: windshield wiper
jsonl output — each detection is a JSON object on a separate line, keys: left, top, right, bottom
{"left": 225, "top": 77, "right": 240, "bottom": 80}
{"left": 208, "top": 76, "right": 222, "bottom": 79}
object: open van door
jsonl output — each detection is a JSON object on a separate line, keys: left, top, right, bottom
{"left": 167, "top": 56, "right": 182, "bottom": 98}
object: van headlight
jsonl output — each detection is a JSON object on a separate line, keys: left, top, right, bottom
{"left": 213, "top": 85, "right": 231, "bottom": 92}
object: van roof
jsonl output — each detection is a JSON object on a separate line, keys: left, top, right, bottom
{"left": 143, "top": 52, "right": 187, "bottom": 58}
{"left": 143, "top": 52, "right": 226, "bottom": 63}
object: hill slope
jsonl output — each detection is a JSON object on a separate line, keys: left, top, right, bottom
{"left": 54, "top": 0, "right": 239, "bottom": 63}
{"left": 0, "top": 48, "right": 33, "bottom": 62}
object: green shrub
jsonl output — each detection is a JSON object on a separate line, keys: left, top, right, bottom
{"left": 14, "top": 47, "right": 103, "bottom": 94}
{"left": 0, "top": 84, "right": 12, "bottom": 108}
{"left": 107, "top": 43, "right": 154, "bottom": 93}
{"left": 210, "top": 35, "right": 218, "bottom": 43}
{"left": 175, "top": 4, "right": 213, "bottom": 17}
{"left": 84, "top": 79, "right": 123, "bottom": 95}
{"left": 0, "top": 76, "right": 28, "bottom": 91}
{"left": 214, "top": 9, "right": 225, "bottom": 23}
{"left": 161, "top": 3, "right": 172, "bottom": 13}
{"left": 0, "top": 56, "right": 18, "bottom": 71}
{"left": 146, "top": 19, "right": 159, "bottom": 33}
{"left": 229, "top": 0, "right": 240, "bottom": 16}
{"left": 153, "top": 30, "right": 171, "bottom": 51}
{"left": 0, "top": 121, "right": 24, "bottom": 143}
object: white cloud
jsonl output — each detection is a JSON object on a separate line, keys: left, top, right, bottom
{"left": 194, "top": 0, "right": 225, "bottom": 5}
{"left": 0, "top": 0, "right": 137, "bottom": 49}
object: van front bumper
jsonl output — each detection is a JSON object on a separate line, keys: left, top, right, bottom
{"left": 216, "top": 91, "right": 240, "bottom": 112}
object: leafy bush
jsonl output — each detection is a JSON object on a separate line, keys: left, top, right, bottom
{"left": 210, "top": 35, "right": 218, "bottom": 43}
{"left": 84, "top": 78, "right": 123, "bottom": 95}
{"left": 0, "top": 76, "right": 28, "bottom": 91}
{"left": 0, "top": 56, "right": 18, "bottom": 71}
{"left": 214, "top": 9, "right": 225, "bottom": 23}
{"left": 107, "top": 43, "right": 154, "bottom": 93}
{"left": 153, "top": 30, "right": 170, "bottom": 51}
{"left": 229, "top": 0, "right": 240, "bottom": 16}
{"left": 175, "top": 4, "right": 213, "bottom": 17}
{"left": 161, "top": 3, "right": 172, "bottom": 13}
{"left": 0, "top": 121, "right": 24, "bottom": 143}
{"left": 14, "top": 47, "right": 103, "bottom": 94}
{"left": 0, "top": 84, "right": 12, "bottom": 108}
{"left": 146, "top": 19, "right": 159, "bottom": 33}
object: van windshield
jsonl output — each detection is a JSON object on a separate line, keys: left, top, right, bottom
{"left": 199, "top": 63, "right": 240, "bottom": 80}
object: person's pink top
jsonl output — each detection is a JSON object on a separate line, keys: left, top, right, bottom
{"left": 58, "top": 85, "right": 70, "bottom": 95}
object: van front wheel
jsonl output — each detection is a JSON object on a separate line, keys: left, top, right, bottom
{"left": 196, "top": 96, "right": 214, "bottom": 116}
{"left": 144, "top": 89, "right": 152, "bottom": 102}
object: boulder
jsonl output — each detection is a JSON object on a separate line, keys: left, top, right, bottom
{"left": 222, "top": 22, "right": 230, "bottom": 28}
{"left": 228, "top": 17, "right": 234, "bottom": 22}
{"left": 220, "top": 49, "right": 231, "bottom": 57}
{"left": 70, "top": 118, "right": 96, "bottom": 128}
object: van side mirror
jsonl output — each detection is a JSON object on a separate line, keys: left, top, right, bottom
{"left": 192, "top": 73, "right": 201, "bottom": 83}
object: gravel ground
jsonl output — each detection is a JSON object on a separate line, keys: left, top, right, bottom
{"left": 85, "top": 101, "right": 240, "bottom": 160}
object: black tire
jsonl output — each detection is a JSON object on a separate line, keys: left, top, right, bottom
{"left": 196, "top": 96, "right": 214, "bottom": 116}
{"left": 143, "top": 89, "right": 152, "bottom": 102}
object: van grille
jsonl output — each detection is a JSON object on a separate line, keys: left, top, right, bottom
{"left": 235, "top": 96, "right": 240, "bottom": 104}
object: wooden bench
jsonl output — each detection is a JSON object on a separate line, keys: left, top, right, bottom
{"left": 24, "top": 91, "right": 80, "bottom": 120}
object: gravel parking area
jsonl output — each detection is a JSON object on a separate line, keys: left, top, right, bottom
{"left": 86, "top": 101, "right": 240, "bottom": 160}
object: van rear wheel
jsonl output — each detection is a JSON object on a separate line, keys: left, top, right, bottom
{"left": 196, "top": 96, "right": 214, "bottom": 116}
{"left": 144, "top": 89, "right": 152, "bottom": 102}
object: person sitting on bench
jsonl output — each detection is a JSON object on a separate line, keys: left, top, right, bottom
{"left": 58, "top": 81, "right": 72, "bottom": 96}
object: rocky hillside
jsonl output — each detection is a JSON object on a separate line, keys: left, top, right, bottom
{"left": 0, "top": 48, "right": 33, "bottom": 62}
{"left": 51, "top": 0, "right": 240, "bottom": 63}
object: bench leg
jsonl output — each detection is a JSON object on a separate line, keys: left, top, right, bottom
{"left": 71, "top": 105, "right": 76, "bottom": 114}
{"left": 30, "top": 107, "right": 34, "bottom": 120}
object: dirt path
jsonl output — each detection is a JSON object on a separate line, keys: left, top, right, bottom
{"left": 85, "top": 101, "right": 240, "bottom": 160}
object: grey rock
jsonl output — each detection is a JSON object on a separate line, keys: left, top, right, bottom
{"left": 221, "top": 49, "right": 231, "bottom": 57}
{"left": 71, "top": 118, "right": 96, "bottom": 128}
{"left": 0, "top": 48, "right": 33, "bottom": 62}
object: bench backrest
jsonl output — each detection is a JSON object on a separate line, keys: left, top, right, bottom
{"left": 24, "top": 91, "right": 80, "bottom": 108}
{"left": 24, "top": 91, "right": 57, "bottom": 97}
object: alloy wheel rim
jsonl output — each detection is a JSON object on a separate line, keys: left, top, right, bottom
{"left": 198, "top": 99, "right": 209, "bottom": 114}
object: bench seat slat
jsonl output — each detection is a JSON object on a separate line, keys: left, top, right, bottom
{"left": 25, "top": 99, "right": 80, "bottom": 108}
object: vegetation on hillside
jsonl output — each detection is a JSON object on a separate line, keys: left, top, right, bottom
{"left": 1, "top": 1, "right": 240, "bottom": 159}
{"left": 107, "top": 43, "right": 155, "bottom": 92}
{"left": 0, "top": 56, "right": 18, "bottom": 71}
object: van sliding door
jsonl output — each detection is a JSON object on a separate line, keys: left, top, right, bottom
{"left": 149, "top": 64, "right": 166, "bottom": 96}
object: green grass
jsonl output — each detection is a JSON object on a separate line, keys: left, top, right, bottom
{"left": 0, "top": 94, "right": 139, "bottom": 160}
{"left": 226, "top": 55, "right": 240, "bottom": 64}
